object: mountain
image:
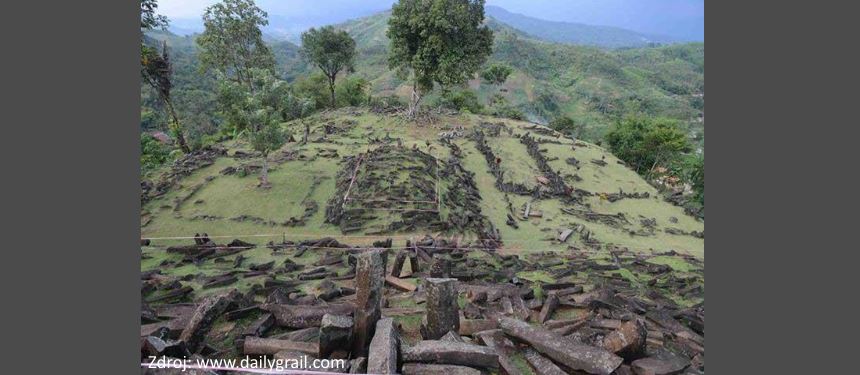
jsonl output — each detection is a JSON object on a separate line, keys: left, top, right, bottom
{"left": 485, "top": 5, "right": 683, "bottom": 49}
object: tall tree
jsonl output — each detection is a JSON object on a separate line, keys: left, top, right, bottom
{"left": 140, "top": 0, "right": 190, "bottom": 152}
{"left": 197, "top": 0, "right": 275, "bottom": 87}
{"left": 300, "top": 26, "right": 356, "bottom": 108}
{"left": 217, "top": 69, "right": 289, "bottom": 187}
{"left": 387, "top": 0, "right": 494, "bottom": 117}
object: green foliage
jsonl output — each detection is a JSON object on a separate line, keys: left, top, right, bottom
{"left": 435, "top": 88, "right": 484, "bottom": 113}
{"left": 217, "top": 68, "right": 312, "bottom": 135}
{"left": 487, "top": 94, "right": 524, "bottom": 120}
{"left": 481, "top": 64, "right": 513, "bottom": 85}
{"left": 248, "top": 120, "right": 286, "bottom": 156}
{"left": 549, "top": 116, "right": 582, "bottom": 137}
{"left": 140, "top": 0, "right": 168, "bottom": 30}
{"left": 140, "top": 133, "right": 173, "bottom": 172}
{"left": 368, "top": 94, "right": 406, "bottom": 111}
{"left": 672, "top": 154, "right": 704, "bottom": 206}
{"left": 336, "top": 76, "right": 370, "bottom": 107}
{"left": 291, "top": 73, "right": 330, "bottom": 112}
{"left": 197, "top": 0, "right": 275, "bottom": 86}
{"left": 301, "top": 26, "right": 357, "bottom": 107}
{"left": 387, "top": 0, "right": 494, "bottom": 110}
{"left": 606, "top": 116, "right": 691, "bottom": 173}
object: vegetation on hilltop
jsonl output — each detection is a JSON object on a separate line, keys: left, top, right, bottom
{"left": 140, "top": 0, "right": 704, "bottom": 214}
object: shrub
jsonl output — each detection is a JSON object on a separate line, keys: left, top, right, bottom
{"left": 140, "top": 133, "right": 173, "bottom": 172}
{"left": 549, "top": 116, "right": 581, "bottom": 137}
{"left": 605, "top": 116, "right": 691, "bottom": 174}
{"left": 336, "top": 76, "right": 370, "bottom": 107}
{"left": 436, "top": 88, "right": 483, "bottom": 113}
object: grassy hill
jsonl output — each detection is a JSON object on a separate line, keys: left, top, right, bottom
{"left": 142, "top": 109, "right": 703, "bottom": 258}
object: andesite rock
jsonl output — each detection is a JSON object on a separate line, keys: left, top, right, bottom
{"left": 601, "top": 318, "right": 647, "bottom": 360}
{"left": 319, "top": 314, "right": 354, "bottom": 359}
{"left": 179, "top": 291, "right": 237, "bottom": 353}
{"left": 367, "top": 318, "right": 400, "bottom": 374}
{"left": 499, "top": 317, "right": 622, "bottom": 375}
{"left": 421, "top": 278, "right": 460, "bottom": 340}
{"left": 523, "top": 347, "right": 568, "bottom": 375}
{"left": 262, "top": 303, "right": 354, "bottom": 328}
{"left": 353, "top": 249, "right": 386, "bottom": 357}
{"left": 402, "top": 340, "right": 498, "bottom": 369}
{"left": 401, "top": 363, "right": 481, "bottom": 375}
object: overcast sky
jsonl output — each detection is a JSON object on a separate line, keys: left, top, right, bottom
{"left": 157, "top": 0, "right": 704, "bottom": 40}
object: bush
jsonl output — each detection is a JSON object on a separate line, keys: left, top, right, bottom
{"left": 336, "top": 76, "right": 370, "bottom": 107}
{"left": 435, "top": 88, "right": 483, "bottom": 113}
{"left": 292, "top": 73, "right": 329, "bottom": 111}
{"left": 140, "top": 133, "right": 174, "bottom": 172}
{"left": 606, "top": 116, "right": 691, "bottom": 173}
{"left": 549, "top": 116, "right": 581, "bottom": 137}
{"left": 369, "top": 94, "right": 406, "bottom": 111}
{"left": 481, "top": 64, "right": 513, "bottom": 85}
{"left": 671, "top": 154, "right": 704, "bottom": 206}
{"left": 487, "top": 94, "right": 524, "bottom": 120}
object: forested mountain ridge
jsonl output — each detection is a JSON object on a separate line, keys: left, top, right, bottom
{"left": 484, "top": 5, "right": 686, "bottom": 48}
{"left": 143, "top": 11, "right": 704, "bottom": 148}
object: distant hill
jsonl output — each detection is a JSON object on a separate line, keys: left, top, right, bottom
{"left": 485, "top": 5, "right": 683, "bottom": 49}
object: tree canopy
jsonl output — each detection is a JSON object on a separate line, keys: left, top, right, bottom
{"left": 387, "top": 0, "right": 494, "bottom": 115}
{"left": 481, "top": 64, "right": 513, "bottom": 86}
{"left": 606, "top": 116, "right": 691, "bottom": 174}
{"left": 140, "top": 0, "right": 167, "bottom": 30}
{"left": 301, "top": 26, "right": 356, "bottom": 108}
{"left": 197, "top": 0, "right": 275, "bottom": 87}
{"left": 549, "top": 116, "right": 582, "bottom": 138}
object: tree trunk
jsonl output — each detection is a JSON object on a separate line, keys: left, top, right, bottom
{"left": 303, "top": 122, "right": 310, "bottom": 145}
{"left": 260, "top": 154, "right": 270, "bottom": 188}
{"left": 329, "top": 75, "right": 337, "bottom": 108}
{"left": 163, "top": 97, "right": 190, "bottom": 153}
{"left": 408, "top": 81, "right": 422, "bottom": 118}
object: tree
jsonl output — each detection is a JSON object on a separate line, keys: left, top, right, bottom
{"left": 605, "top": 116, "right": 691, "bottom": 174}
{"left": 549, "top": 116, "right": 582, "bottom": 138}
{"left": 140, "top": 0, "right": 190, "bottom": 152}
{"left": 197, "top": 0, "right": 275, "bottom": 87}
{"left": 481, "top": 64, "right": 513, "bottom": 86}
{"left": 249, "top": 119, "right": 286, "bottom": 188}
{"left": 140, "top": 0, "right": 167, "bottom": 30}
{"left": 216, "top": 69, "right": 291, "bottom": 187}
{"left": 301, "top": 26, "right": 356, "bottom": 108}
{"left": 387, "top": 0, "right": 494, "bottom": 117}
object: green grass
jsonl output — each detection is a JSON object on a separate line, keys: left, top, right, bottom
{"left": 647, "top": 255, "right": 699, "bottom": 272}
{"left": 516, "top": 271, "right": 556, "bottom": 284}
{"left": 142, "top": 109, "right": 703, "bottom": 299}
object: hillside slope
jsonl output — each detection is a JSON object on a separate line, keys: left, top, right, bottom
{"left": 485, "top": 5, "right": 682, "bottom": 48}
{"left": 141, "top": 109, "right": 703, "bottom": 258}
{"left": 143, "top": 13, "right": 704, "bottom": 147}
{"left": 328, "top": 12, "right": 704, "bottom": 144}
{"left": 140, "top": 110, "right": 704, "bottom": 357}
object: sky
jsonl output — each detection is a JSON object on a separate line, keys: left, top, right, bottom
{"left": 157, "top": 0, "right": 704, "bottom": 41}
